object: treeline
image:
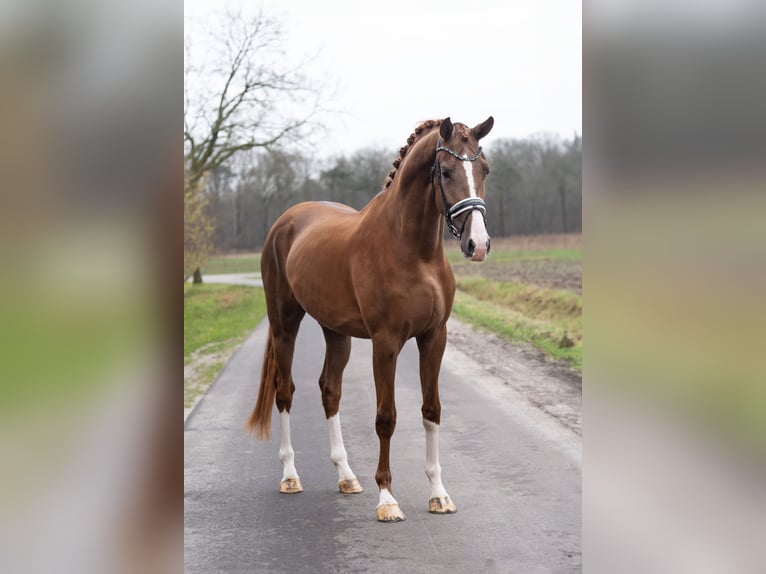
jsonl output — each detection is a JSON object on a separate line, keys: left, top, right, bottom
{"left": 205, "top": 133, "right": 581, "bottom": 251}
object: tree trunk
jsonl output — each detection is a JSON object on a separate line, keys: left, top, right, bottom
{"left": 192, "top": 267, "right": 203, "bottom": 284}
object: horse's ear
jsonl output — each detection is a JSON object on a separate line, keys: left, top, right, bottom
{"left": 440, "top": 117, "right": 453, "bottom": 140}
{"left": 472, "top": 116, "right": 494, "bottom": 140}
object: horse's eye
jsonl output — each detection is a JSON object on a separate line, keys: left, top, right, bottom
{"left": 441, "top": 169, "right": 451, "bottom": 179}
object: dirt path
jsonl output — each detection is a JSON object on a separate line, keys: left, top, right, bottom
{"left": 447, "top": 317, "right": 581, "bottom": 436}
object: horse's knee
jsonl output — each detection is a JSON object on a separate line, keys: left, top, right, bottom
{"left": 375, "top": 410, "right": 396, "bottom": 438}
{"left": 321, "top": 384, "right": 340, "bottom": 416}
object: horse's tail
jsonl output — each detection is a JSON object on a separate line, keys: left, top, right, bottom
{"left": 246, "top": 326, "right": 278, "bottom": 441}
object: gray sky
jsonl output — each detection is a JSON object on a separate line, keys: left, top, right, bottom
{"left": 185, "top": 0, "right": 581, "bottom": 158}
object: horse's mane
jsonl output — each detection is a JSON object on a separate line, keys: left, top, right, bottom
{"left": 382, "top": 119, "right": 443, "bottom": 190}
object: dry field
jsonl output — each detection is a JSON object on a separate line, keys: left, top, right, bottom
{"left": 446, "top": 233, "right": 582, "bottom": 294}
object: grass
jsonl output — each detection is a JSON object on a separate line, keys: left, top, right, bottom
{"left": 443, "top": 238, "right": 582, "bottom": 369}
{"left": 202, "top": 254, "right": 261, "bottom": 275}
{"left": 446, "top": 246, "right": 581, "bottom": 266}
{"left": 452, "top": 277, "right": 582, "bottom": 370}
{"left": 184, "top": 284, "right": 267, "bottom": 407}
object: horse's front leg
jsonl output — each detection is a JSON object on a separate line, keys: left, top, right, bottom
{"left": 372, "top": 336, "right": 405, "bottom": 522}
{"left": 417, "top": 325, "right": 457, "bottom": 514}
{"left": 320, "top": 326, "right": 363, "bottom": 494}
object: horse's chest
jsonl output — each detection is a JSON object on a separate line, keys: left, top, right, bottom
{"left": 372, "top": 272, "right": 453, "bottom": 334}
{"left": 406, "top": 277, "right": 448, "bottom": 313}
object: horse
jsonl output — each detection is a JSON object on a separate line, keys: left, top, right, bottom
{"left": 246, "top": 116, "right": 494, "bottom": 522}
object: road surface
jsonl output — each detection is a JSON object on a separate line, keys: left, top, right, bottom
{"left": 187, "top": 273, "right": 263, "bottom": 287}
{"left": 185, "top": 317, "right": 581, "bottom": 573}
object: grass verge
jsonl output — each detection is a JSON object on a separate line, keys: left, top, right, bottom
{"left": 184, "top": 284, "right": 267, "bottom": 408}
{"left": 452, "top": 277, "right": 581, "bottom": 370}
{"left": 446, "top": 246, "right": 581, "bottom": 267}
{"left": 202, "top": 254, "right": 261, "bottom": 275}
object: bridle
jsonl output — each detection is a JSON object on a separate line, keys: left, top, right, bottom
{"left": 430, "top": 138, "right": 488, "bottom": 239}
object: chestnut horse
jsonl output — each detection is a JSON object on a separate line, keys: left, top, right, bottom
{"left": 246, "top": 116, "right": 494, "bottom": 522}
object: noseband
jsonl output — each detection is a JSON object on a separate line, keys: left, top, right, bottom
{"left": 430, "top": 138, "right": 487, "bottom": 239}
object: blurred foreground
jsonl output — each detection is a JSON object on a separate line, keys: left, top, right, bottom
{"left": 586, "top": 3, "right": 766, "bottom": 572}
{"left": 0, "top": 0, "right": 179, "bottom": 572}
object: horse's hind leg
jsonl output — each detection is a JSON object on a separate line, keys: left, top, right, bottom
{"left": 262, "top": 248, "right": 306, "bottom": 492}
{"left": 417, "top": 325, "right": 457, "bottom": 514}
{"left": 260, "top": 221, "right": 308, "bottom": 493}
{"left": 272, "top": 309, "right": 305, "bottom": 494}
{"left": 319, "top": 326, "right": 363, "bottom": 494}
{"left": 274, "top": 325, "right": 303, "bottom": 493}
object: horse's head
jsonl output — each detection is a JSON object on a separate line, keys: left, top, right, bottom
{"left": 432, "top": 116, "right": 494, "bottom": 261}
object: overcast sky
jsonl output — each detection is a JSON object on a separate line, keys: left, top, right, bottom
{"left": 185, "top": 0, "right": 581, "bottom": 158}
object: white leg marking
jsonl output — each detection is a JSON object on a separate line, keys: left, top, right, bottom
{"left": 377, "top": 487, "right": 399, "bottom": 508}
{"left": 424, "top": 419, "right": 449, "bottom": 499}
{"left": 279, "top": 411, "right": 298, "bottom": 480}
{"left": 327, "top": 414, "right": 356, "bottom": 482}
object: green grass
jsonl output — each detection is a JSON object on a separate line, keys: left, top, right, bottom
{"left": 202, "top": 254, "right": 261, "bottom": 275}
{"left": 446, "top": 247, "right": 581, "bottom": 267}
{"left": 184, "top": 284, "right": 267, "bottom": 407}
{"left": 452, "top": 277, "right": 581, "bottom": 370}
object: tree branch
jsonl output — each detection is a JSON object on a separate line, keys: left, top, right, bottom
{"left": 184, "top": 9, "right": 323, "bottom": 183}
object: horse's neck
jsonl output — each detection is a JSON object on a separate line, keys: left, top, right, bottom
{"left": 385, "top": 132, "right": 444, "bottom": 261}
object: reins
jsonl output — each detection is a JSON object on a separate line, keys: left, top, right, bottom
{"left": 430, "top": 138, "right": 487, "bottom": 239}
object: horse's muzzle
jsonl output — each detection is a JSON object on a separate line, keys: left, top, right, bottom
{"left": 463, "top": 237, "right": 490, "bottom": 261}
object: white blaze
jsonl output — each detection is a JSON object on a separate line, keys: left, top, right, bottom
{"left": 462, "top": 158, "right": 477, "bottom": 198}
{"left": 461, "top": 159, "right": 490, "bottom": 260}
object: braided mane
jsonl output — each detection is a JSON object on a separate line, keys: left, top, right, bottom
{"left": 382, "top": 119, "right": 443, "bottom": 190}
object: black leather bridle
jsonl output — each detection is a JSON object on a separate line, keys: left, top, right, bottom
{"left": 430, "top": 138, "right": 488, "bottom": 239}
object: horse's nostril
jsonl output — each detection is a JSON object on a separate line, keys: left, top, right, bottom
{"left": 467, "top": 239, "right": 476, "bottom": 256}
{"left": 486, "top": 238, "right": 491, "bottom": 254}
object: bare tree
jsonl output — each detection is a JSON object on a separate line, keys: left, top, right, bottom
{"left": 184, "top": 175, "right": 213, "bottom": 282}
{"left": 483, "top": 135, "right": 581, "bottom": 236}
{"left": 184, "top": 8, "right": 322, "bottom": 282}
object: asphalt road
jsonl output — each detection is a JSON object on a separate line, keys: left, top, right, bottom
{"left": 185, "top": 317, "right": 581, "bottom": 573}
{"left": 189, "top": 273, "right": 263, "bottom": 287}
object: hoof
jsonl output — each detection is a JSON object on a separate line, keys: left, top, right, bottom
{"left": 376, "top": 503, "right": 405, "bottom": 523}
{"left": 279, "top": 477, "right": 303, "bottom": 494}
{"left": 338, "top": 478, "right": 364, "bottom": 494}
{"left": 428, "top": 496, "right": 457, "bottom": 514}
